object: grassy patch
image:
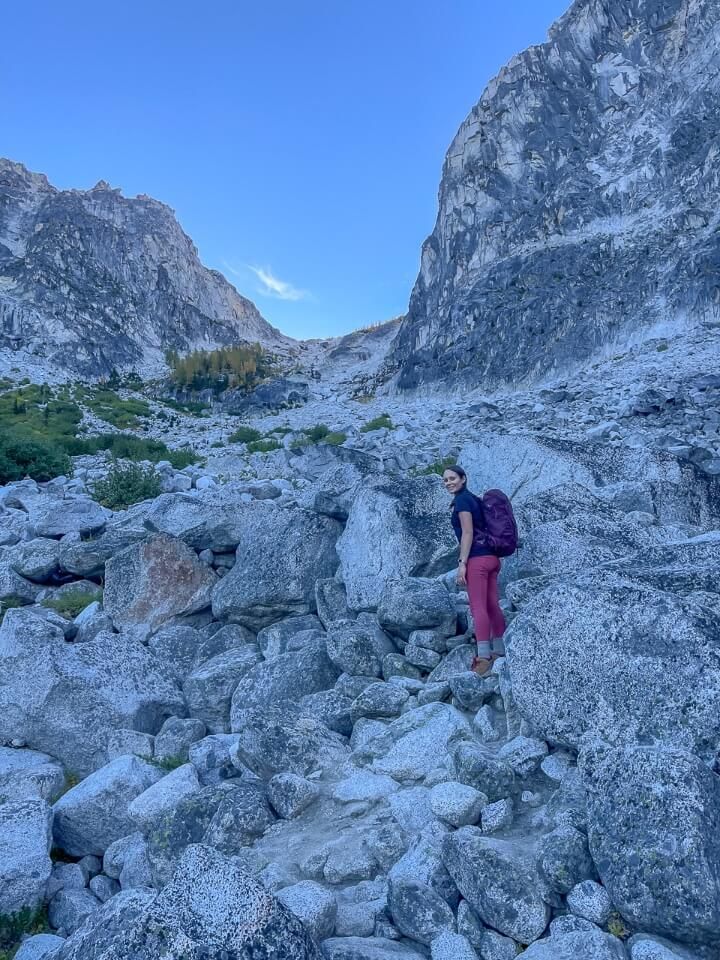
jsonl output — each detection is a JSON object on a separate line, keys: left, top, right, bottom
{"left": 80, "top": 434, "right": 200, "bottom": 469}
{"left": 73, "top": 386, "right": 151, "bottom": 429}
{"left": 360, "top": 413, "right": 393, "bottom": 432}
{"left": 90, "top": 461, "right": 163, "bottom": 510}
{"left": 229, "top": 426, "right": 263, "bottom": 444}
{"left": 289, "top": 423, "right": 348, "bottom": 450}
{"left": 42, "top": 589, "right": 102, "bottom": 620}
{"left": 0, "top": 906, "right": 49, "bottom": 959}
{"left": 160, "top": 397, "right": 210, "bottom": 416}
{"left": 415, "top": 454, "right": 457, "bottom": 476}
{"left": 246, "top": 439, "right": 281, "bottom": 454}
{"left": 148, "top": 754, "right": 187, "bottom": 773}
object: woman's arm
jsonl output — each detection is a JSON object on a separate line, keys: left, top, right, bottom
{"left": 457, "top": 511, "right": 473, "bottom": 585}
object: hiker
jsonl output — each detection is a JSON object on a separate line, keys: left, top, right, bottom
{"left": 442, "top": 464, "right": 516, "bottom": 675}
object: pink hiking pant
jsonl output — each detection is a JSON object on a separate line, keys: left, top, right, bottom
{"left": 466, "top": 555, "right": 506, "bottom": 645}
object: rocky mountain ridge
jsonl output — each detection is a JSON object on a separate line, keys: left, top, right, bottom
{"left": 0, "top": 159, "right": 296, "bottom": 380}
{"left": 384, "top": 0, "right": 720, "bottom": 391}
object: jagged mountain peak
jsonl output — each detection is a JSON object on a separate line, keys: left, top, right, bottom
{"left": 0, "top": 159, "right": 297, "bottom": 379}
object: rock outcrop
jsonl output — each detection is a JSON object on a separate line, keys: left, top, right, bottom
{"left": 0, "top": 159, "right": 294, "bottom": 378}
{"left": 385, "top": 0, "right": 720, "bottom": 391}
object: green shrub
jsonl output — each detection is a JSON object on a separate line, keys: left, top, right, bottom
{"left": 42, "top": 589, "right": 102, "bottom": 620}
{"left": 0, "top": 430, "right": 72, "bottom": 484}
{"left": 416, "top": 454, "right": 457, "bottom": 476}
{"left": 304, "top": 424, "right": 330, "bottom": 442}
{"left": 0, "top": 906, "right": 49, "bottom": 958}
{"left": 210, "top": 440, "right": 224, "bottom": 448}
{"left": 90, "top": 461, "right": 163, "bottom": 509}
{"left": 229, "top": 426, "right": 263, "bottom": 444}
{"left": 361, "top": 413, "right": 393, "bottom": 432}
{"left": 246, "top": 439, "right": 281, "bottom": 454}
{"left": 324, "top": 431, "right": 347, "bottom": 446}
{"left": 149, "top": 754, "right": 186, "bottom": 772}
{"left": 80, "top": 434, "right": 201, "bottom": 469}
{"left": 73, "top": 386, "right": 151, "bottom": 429}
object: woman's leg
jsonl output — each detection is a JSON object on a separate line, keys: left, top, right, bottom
{"left": 466, "top": 556, "right": 492, "bottom": 658}
{"left": 487, "top": 558, "right": 507, "bottom": 655}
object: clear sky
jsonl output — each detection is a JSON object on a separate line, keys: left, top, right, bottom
{"left": 2, "top": 0, "right": 569, "bottom": 340}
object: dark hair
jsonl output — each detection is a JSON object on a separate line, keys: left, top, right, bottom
{"left": 443, "top": 464, "right": 467, "bottom": 488}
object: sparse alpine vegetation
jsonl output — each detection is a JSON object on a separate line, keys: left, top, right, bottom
{"left": 90, "top": 460, "right": 163, "bottom": 509}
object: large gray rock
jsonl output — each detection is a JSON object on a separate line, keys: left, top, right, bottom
{"left": 337, "top": 476, "right": 457, "bottom": 611}
{"left": 141, "top": 491, "right": 251, "bottom": 551}
{"left": 0, "top": 797, "right": 52, "bottom": 914}
{"left": 230, "top": 637, "right": 340, "bottom": 722}
{"left": 507, "top": 574, "right": 720, "bottom": 756}
{"left": 212, "top": 505, "right": 341, "bottom": 628}
{"left": 201, "top": 781, "right": 275, "bottom": 854}
{"left": 32, "top": 498, "right": 110, "bottom": 538}
{"left": 581, "top": 744, "right": 720, "bottom": 948}
{"left": 147, "top": 625, "right": 204, "bottom": 681}
{"left": 231, "top": 706, "right": 349, "bottom": 779}
{"left": 48, "top": 888, "right": 101, "bottom": 935}
{"left": 326, "top": 619, "right": 395, "bottom": 677}
{"left": 0, "top": 555, "right": 40, "bottom": 604}
{"left": 442, "top": 829, "right": 549, "bottom": 943}
{"left": 59, "top": 525, "right": 147, "bottom": 577}
{"left": 52, "top": 755, "right": 162, "bottom": 856}
{"left": 0, "top": 609, "right": 185, "bottom": 775}
{"left": 48, "top": 843, "right": 321, "bottom": 958}
{"left": 388, "top": 879, "right": 455, "bottom": 945}
{"left": 103, "top": 832, "right": 153, "bottom": 889}
{"left": 322, "top": 938, "right": 427, "bottom": 959}
{"left": 128, "top": 763, "right": 202, "bottom": 832}
{"left": 452, "top": 743, "right": 515, "bottom": 801}
{"left": 378, "top": 578, "right": 456, "bottom": 640}
{"left": 535, "top": 824, "right": 595, "bottom": 895}
{"left": 14, "top": 934, "right": 66, "bottom": 960}
{"left": 8, "top": 537, "right": 61, "bottom": 581}
{"left": 389, "top": 823, "right": 458, "bottom": 906}
{"left": 521, "top": 930, "right": 626, "bottom": 960}
{"left": 104, "top": 534, "right": 216, "bottom": 633}
{"left": 0, "top": 746, "right": 65, "bottom": 801}
{"left": 257, "top": 614, "right": 323, "bottom": 660}
{"left": 276, "top": 880, "right": 337, "bottom": 940}
{"left": 354, "top": 703, "right": 471, "bottom": 783}
{"left": 184, "top": 644, "right": 262, "bottom": 732}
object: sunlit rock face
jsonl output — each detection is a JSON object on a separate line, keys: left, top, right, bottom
{"left": 0, "top": 160, "right": 293, "bottom": 378}
{"left": 386, "top": 0, "right": 720, "bottom": 391}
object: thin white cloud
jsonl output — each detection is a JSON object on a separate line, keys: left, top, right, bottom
{"left": 247, "top": 264, "right": 310, "bottom": 302}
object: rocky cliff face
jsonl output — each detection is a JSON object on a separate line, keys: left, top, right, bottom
{"left": 0, "top": 160, "right": 294, "bottom": 378}
{"left": 385, "top": 0, "right": 720, "bottom": 391}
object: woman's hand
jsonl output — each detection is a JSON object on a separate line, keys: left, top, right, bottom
{"left": 457, "top": 560, "right": 467, "bottom": 586}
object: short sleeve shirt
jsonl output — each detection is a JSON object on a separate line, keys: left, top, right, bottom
{"left": 451, "top": 490, "right": 492, "bottom": 557}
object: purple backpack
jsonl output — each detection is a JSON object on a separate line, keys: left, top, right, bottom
{"left": 472, "top": 489, "right": 518, "bottom": 557}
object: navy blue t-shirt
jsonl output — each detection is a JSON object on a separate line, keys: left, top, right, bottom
{"left": 451, "top": 489, "right": 492, "bottom": 557}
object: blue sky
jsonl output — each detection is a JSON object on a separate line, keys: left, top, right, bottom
{"left": 3, "top": 0, "right": 569, "bottom": 340}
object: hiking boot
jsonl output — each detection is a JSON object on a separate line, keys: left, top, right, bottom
{"left": 470, "top": 656, "right": 493, "bottom": 676}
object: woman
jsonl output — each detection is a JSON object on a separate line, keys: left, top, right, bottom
{"left": 442, "top": 464, "right": 506, "bottom": 675}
